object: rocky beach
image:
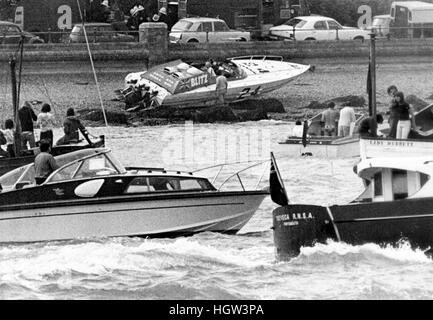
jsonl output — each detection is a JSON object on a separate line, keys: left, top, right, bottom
{"left": 1, "top": 55, "right": 432, "bottom": 127}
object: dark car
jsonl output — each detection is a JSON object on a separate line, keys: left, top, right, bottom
{"left": 0, "top": 21, "right": 45, "bottom": 44}
{"left": 69, "top": 23, "right": 135, "bottom": 43}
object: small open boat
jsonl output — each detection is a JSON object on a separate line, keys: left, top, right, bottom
{"left": 278, "top": 112, "right": 367, "bottom": 158}
{"left": 270, "top": 153, "right": 433, "bottom": 259}
{"left": 120, "top": 56, "right": 311, "bottom": 108}
{"left": 0, "top": 148, "right": 268, "bottom": 242}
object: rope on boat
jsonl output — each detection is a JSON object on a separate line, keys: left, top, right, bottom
{"left": 76, "top": 0, "right": 109, "bottom": 129}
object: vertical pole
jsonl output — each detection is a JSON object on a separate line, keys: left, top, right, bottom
{"left": 10, "top": 58, "right": 21, "bottom": 156}
{"left": 370, "top": 33, "right": 377, "bottom": 136}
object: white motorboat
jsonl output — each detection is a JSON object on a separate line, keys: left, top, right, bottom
{"left": 121, "top": 56, "right": 311, "bottom": 108}
{"left": 279, "top": 111, "right": 367, "bottom": 158}
{"left": 0, "top": 149, "right": 268, "bottom": 242}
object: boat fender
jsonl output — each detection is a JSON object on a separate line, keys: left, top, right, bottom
{"left": 272, "top": 204, "right": 337, "bottom": 259}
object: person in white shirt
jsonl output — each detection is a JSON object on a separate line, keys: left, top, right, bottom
{"left": 37, "top": 103, "right": 56, "bottom": 147}
{"left": 292, "top": 120, "right": 304, "bottom": 137}
{"left": 338, "top": 106, "right": 356, "bottom": 137}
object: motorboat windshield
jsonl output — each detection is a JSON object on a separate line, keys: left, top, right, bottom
{"left": 0, "top": 149, "right": 125, "bottom": 190}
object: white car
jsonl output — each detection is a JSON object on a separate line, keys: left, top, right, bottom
{"left": 269, "top": 16, "right": 369, "bottom": 41}
{"left": 169, "top": 17, "right": 250, "bottom": 43}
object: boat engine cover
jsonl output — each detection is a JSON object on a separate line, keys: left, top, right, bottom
{"left": 272, "top": 204, "right": 336, "bottom": 260}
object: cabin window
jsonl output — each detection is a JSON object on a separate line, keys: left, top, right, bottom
{"left": 124, "top": 176, "right": 215, "bottom": 194}
{"left": 49, "top": 162, "right": 81, "bottom": 182}
{"left": 392, "top": 170, "right": 408, "bottom": 200}
{"left": 374, "top": 172, "right": 383, "bottom": 197}
{"left": 74, "top": 156, "right": 118, "bottom": 178}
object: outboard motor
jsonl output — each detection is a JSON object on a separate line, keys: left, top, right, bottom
{"left": 272, "top": 204, "right": 338, "bottom": 260}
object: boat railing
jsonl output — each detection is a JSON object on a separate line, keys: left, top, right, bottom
{"left": 229, "top": 55, "right": 284, "bottom": 62}
{"left": 192, "top": 159, "right": 270, "bottom": 191}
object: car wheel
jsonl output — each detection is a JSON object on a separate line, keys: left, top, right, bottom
{"left": 187, "top": 39, "right": 199, "bottom": 43}
{"left": 237, "top": 37, "right": 247, "bottom": 42}
{"left": 354, "top": 36, "right": 364, "bottom": 41}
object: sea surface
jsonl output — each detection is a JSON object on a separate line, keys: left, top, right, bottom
{"left": 2, "top": 121, "right": 433, "bottom": 300}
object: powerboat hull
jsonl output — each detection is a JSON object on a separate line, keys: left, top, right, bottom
{"left": 0, "top": 191, "right": 267, "bottom": 242}
{"left": 273, "top": 199, "right": 433, "bottom": 260}
{"left": 360, "top": 137, "right": 433, "bottom": 159}
{"left": 162, "top": 76, "right": 300, "bottom": 108}
{"left": 279, "top": 136, "right": 360, "bottom": 158}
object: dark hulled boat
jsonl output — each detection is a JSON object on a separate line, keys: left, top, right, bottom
{"left": 271, "top": 153, "right": 433, "bottom": 259}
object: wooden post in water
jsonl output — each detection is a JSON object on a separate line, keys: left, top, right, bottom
{"left": 10, "top": 58, "right": 21, "bottom": 156}
{"left": 369, "top": 33, "right": 377, "bottom": 136}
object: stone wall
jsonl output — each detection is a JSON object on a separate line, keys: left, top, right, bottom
{"left": 1, "top": 38, "right": 433, "bottom": 63}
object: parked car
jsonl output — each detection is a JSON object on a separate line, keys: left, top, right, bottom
{"left": 0, "top": 21, "right": 44, "bottom": 44}
{"left": 69, "top": 23, "right": 135, "bottom": 43}
{"left": 269, "top": 16, "right": 369, "bottom": 41}
{"left": 370, "top": 14, "right": 392, "bottom": 38}
{"left": 169, "top": 17, "right": 250, "bottom": 43}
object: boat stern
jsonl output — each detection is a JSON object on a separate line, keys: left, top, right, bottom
{"left": 273, "top": 204, "right": 336, "bottom": 260}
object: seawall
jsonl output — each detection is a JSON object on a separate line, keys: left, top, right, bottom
{"left": 0, "top": 38, "right": 432, "bottom": 64}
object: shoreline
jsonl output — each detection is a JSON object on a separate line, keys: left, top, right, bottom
{"left": 1, "top": 57, "right": 432, "bottom": 127}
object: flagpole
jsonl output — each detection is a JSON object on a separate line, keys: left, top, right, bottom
{"left": 369, "top": 32, "right": 377, "bottom": 136}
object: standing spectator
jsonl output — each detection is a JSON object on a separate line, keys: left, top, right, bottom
{"left": 157, "top": 7, "right": 168, "bottom": 25}
{"left": 338, "top": 106, "right": 356, "bottom": 137}
{"left": 394, "top": 91, "right": 412, "bottom": 139}
{"left": 320, "top": 102, "right": 339, "bottom": 136}
{"left": 3, "top": 119, "right": 15, "bottom": 158}
{"left": 18, "top": 101, "right": 37, "bottom": 150}
{"left": 215, "top": 69, "right": 228, "bottom": 106}
{"left": 37, "top": 103, "right": 56, "bottom": 148}
{"left": 34, "top": 140, "right": 59, "bottom": 185}
{"left": 387, "top": 85, "right": 398, "bottom": 138}
{"left": 359, "top": 114, "right": 384, "bottom": 138}
{"left": 56, "top": 108, "right": 88, "bottom": 146}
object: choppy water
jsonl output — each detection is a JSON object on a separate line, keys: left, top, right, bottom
{"left": 2, "top": 121, "right": 433, "bottom": 300}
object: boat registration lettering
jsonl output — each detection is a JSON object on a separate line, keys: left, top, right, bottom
{"left": 276, "top": 212, "right": 313, "bottom": 221}
{"left": 369, "top": 140, "right": 414, "bottom": 147}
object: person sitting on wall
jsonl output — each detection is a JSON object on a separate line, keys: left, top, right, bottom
{"left": 359, "top": 114, "right": 384, "bottom": 138}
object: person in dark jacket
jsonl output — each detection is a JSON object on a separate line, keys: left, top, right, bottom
{"left": 394, "top": 91, "right": 413, "bottom": 139}
{"left": 18, "top": 101, "right": 37, "bottom": 150}
{"left": 386, "top": 85, "right": 398, "bottom": 138}
{"left": 359, "top": 114, "right": 384, "bottom": 138}
{"left": 55, "top": 108, "right": 88, "bottom": 146}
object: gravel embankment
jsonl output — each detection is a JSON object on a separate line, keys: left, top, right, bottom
{"left": 0, "top": 56, "right": 432, "bottom": 126}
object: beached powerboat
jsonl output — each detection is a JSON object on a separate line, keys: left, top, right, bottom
{"left": 120, "top": 56, "right": 310, "bottom": 108}
{"left": 0, "top": 148, "right": 268, "bottom": 242}
{"left": 270, "top": 153, "right": 433, "bottom": 259}
{"left": 279, "top": 111, "right": 368, "bottom": 158}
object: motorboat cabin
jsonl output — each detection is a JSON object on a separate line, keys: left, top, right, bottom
{"left": 0, "top": 149, "right": 268, "bottom": 242}
{"left": 354, "top": 157, "right": 432, "bottom": 203}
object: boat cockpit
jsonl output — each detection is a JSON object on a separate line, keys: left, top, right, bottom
{"left": 353, "top": 160, "right": 432, "bottom": 203}
{"left": 307, "top": 112, "right": 367, "bottom": 138}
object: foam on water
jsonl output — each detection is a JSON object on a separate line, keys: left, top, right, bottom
{"left": 6, "top": 122, "right": 433, "bottom": 299}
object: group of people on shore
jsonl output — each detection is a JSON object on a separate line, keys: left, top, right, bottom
{"left": 294, "top": 84, "right": 417, "bottom": 139}
{"left": 0, "top": 102, "right": 87, "bottom": 158}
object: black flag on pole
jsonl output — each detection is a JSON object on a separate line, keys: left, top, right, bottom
{"left": 269, "top": 152, "right": 289, "bottom": 206}
{"left": 367, "top": 58, "right": 373, "bottom": 116}
{"left": 302, "top": 120, "right": 308, "bottom": 148}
